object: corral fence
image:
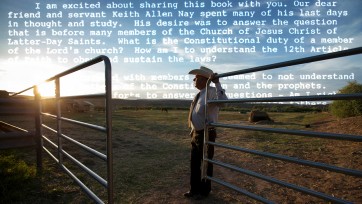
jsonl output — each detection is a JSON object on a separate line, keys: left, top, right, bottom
{"left": 0, "top": 55, "right": 113, "bottom": 204}
{"left": 203, "top": 47, "right": 362, "bottom": 203}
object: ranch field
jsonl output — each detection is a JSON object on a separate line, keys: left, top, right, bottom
{"left": 1, "top": 109, "right": 362, "bottom": 203}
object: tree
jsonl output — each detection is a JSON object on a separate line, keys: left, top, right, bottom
{"left": 330, "top": 81, "right": 362, "bottom": 118}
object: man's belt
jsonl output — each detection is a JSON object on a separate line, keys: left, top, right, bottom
{"left": 195, "top": 128, "right": 216, "bottom": 134}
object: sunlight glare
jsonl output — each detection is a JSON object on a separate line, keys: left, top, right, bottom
{"left": 38, "top": 81, "right": 56, "bottom": 97}
{"left": 0, "top": 60, "right": 64, "bottom": 95}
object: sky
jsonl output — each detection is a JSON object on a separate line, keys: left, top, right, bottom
{"left": 0, "top": 0, "right": 361, "bottom": 100}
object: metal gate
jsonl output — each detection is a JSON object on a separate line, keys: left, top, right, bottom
{"left": 202, "top": 47, "right": 362, "bottom": 203}
{"left": 10, "top": 55, "right": 113, "bottom": 204}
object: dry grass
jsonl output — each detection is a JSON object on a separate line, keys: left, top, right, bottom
{"left": 1, "top": 110, "right": 362, "bottom": 203}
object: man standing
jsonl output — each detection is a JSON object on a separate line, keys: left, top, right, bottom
{"left": 184, "top": 66, "right": 228, "bottom": 199}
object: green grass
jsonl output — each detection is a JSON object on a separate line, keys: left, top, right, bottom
{"left": 0, "top": 149, "right": 88, "bottom": 203}
{"left": 0, "top": 152, "right": 37, "bottom": 203}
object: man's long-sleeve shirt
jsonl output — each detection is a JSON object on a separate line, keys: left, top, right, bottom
{"left": 190, "top": 82, "right": 227, "bottom": 131}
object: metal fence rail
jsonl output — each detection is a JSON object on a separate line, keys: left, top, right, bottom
{"left": 203, "top": 47, "right": 362, "bottom": 203}
{"left": 9, "top": 55, "right": 113, "bottom": 204}
{"left": 0, "top": 121, "right": 35, "bottom": 149}
{"left": 0, "top": 92, "right": 39, "bottom": 160}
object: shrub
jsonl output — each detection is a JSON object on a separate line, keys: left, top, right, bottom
{"left": 330, "top": 81, "right": 362, "bottom": 118}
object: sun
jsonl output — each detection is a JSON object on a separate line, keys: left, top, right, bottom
{"left": 0, "top": 60, "right": 64, "bottom": 97}
{"left": 1, "top": 59, "right": 106, "bottom": 98}
{"left": 37, "top": 81, "right": 57, "bottom": 97}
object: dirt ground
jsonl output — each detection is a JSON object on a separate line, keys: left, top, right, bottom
{"left": 137, "top": 114, "right": 362, "bottom": 204}
{"left": 3, "top": 111, "right": 361, "bottom": 203}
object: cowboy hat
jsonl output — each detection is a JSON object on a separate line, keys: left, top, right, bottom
{"left": 188, "top": 66, "right": 214, "bottom": 78}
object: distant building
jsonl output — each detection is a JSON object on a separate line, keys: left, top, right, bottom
{"left": 54, "top": 99, "right": 94, "bottom": 112}
{"left": 72, "top": 100, "right": 95, "bottom": 112}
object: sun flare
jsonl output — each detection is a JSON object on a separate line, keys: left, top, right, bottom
{"left": 1, "top": 59, "right": 106, "bottom": 97}
{"left": 0, "top": 60, "right": 64, "bottom": 96}
{"left": 37, "top": 81, "right": 56, "bottom": 97}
